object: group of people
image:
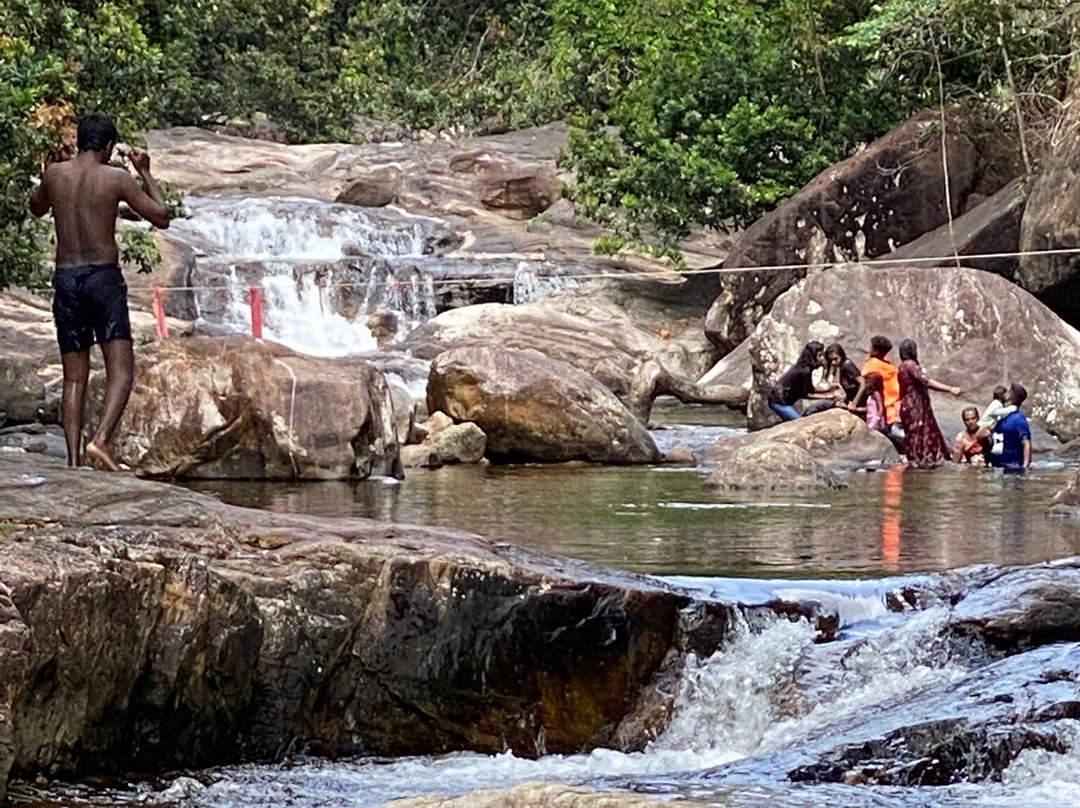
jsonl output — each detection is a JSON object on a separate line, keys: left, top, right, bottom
{"left": 767, "top": 336, "right": 1032, "bottom": 470}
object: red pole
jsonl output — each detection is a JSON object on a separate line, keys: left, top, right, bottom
{"left": 152, "top": 286, "right": 169, "bottom": 340}
{"left": 249, "top": 286, "right": 263, "bottom": 339}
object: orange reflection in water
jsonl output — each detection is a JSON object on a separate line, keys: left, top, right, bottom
{"left": 881, "top": 465, "right": 904, "bottom": 571}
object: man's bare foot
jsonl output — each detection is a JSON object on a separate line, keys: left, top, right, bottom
{"left": 86, "top": 440, "right": 125, "bottom": 472}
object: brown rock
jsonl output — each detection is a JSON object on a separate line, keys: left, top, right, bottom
{"left": 0, "top": 452, "right": 745, "bottom": 782}
{"left": 427, "top": 346, "right": 661, "bottom": 464}
{"left": 335, "top": 167, "right": 403, "bottom": 207}
{"left": 478, "top": 163, "right": 561, "bottom": 220}
{"left": 85, "top": 336, "right": 403, "bottom": 479}
{"left": 707, "top": 109, "right": 999, "bottom": 353}
{"left": 0, "top": 584, "right": 29, "bottom": 804}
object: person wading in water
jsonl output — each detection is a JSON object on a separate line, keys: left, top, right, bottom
{"left": 29, "top": 112, "right": 171, "bottom": 470}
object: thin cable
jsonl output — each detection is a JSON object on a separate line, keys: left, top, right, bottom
{"left": 126, "top": 245, "right": 1080, "bottom": 293}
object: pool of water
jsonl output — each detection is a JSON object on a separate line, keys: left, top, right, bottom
{"left": 183, "top": 457, "right": 1080, "bottom": 579}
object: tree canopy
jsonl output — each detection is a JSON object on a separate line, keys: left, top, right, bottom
{"left": 0, "top": 0, "right": 1076, "bottom": 285}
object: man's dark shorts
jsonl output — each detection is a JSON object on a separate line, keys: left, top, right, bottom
{"left": 52, "top": 264, "right": 132, "bottom": 354}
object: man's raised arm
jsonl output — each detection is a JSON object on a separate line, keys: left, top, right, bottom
{"left": 119, "top": 148, "right": 170, "bottom": 229}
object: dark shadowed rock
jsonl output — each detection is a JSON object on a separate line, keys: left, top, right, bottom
{"left": 0, "top": 452, "right": 749, "bottom": 787}
{"left": 1018, "top": 82, "right": 1080, "bottom": 324}
{"left": 949, "top": 563, "right": 1080, "bottom": 650}
{"left": 85, "top": 337, "right": 402, "bottom": 480}
{"left": 427, "top": 346, "right": 660, "bottom": 464}
{"left": 0, "top": 584, "right": 29, "bottom": 804}
{"left": 747, "top": 264, "right": 1080, "bottom": 441}
{"left": 706, "top": 110, "right": 1012, "bottom": 352}
{"left": 705, "top": 442, "right": 844, "bottom": 492}
{"left": 704, "top": 409, "right": 899, "bottom": 472}
{"left": 886, "top": 177, "right": 1029, "bottom": 280}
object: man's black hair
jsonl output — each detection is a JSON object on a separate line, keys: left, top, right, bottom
{"left": 77, "top": 112, "right": 118, "bottom": 153}
{"left": 870, "top": 335, "right": 892, "bottom": 355}
{"left": 1009, "top": 382, "right": 1028, "bottom": 408}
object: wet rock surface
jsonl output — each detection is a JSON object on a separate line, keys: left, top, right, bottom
{"left": 427, "top": 345, "right": 661, "bottom": 464}
{"left": 747, "top": 264, "right": 1080, "bottom": 441}
{"left": 373, "top": 782, "right": 707, "bottom": 808}
{"left": 85, "top": 336, "right": 402, "bottom": 480}
{"left": 780, "top": 643, "right": 1080, "bottom": 786}
{"left": 0, "top": 452, "right": 752, "bottom": 789}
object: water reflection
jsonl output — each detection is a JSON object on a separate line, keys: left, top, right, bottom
{"left": 183, "top": 461, "right": 1080, "bottom": 578}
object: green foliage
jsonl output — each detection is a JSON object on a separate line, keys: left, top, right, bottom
{"left": 1, "top": 0, "right": 1075, "bottom": 283}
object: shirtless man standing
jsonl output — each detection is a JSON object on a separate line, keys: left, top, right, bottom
{"left": 29, "top": 112, "right": 171, "bottom": 470}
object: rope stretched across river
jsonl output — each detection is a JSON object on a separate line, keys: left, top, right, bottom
{"left": 124, "top": 245, "right": 1080, "bottom": 293}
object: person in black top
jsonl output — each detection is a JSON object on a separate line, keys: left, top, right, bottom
{"left": 804, "top": 342, "right": 862, "bottom": 415}
{"left": 767, "top": 341, "right": 829, "bottom": 421}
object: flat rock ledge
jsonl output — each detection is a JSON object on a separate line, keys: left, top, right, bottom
{"left": 0, "top": 452, "right": 805, "bottom": 799}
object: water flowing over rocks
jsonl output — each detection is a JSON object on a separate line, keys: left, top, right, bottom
{"left": 2, "top": 452, "right": 843, "bottom": 793}
{"left": 85, "top": 336, "right": 402, "bottom": 480}
{"left": 704, "top": 409, "right": 899, "bottom": 473}
{"left": 373, "top": 782, "right": 707, "bottom": 808}
{"left": 427, "top": 345, "right": 661, "bottom": 464}
{"left": 778, "top": 643, "right": 1080, "bottom": 787}
{"left": 747, "top": 264, "right": 1080, "bottom": 440}
{"left": 705, "top": 109, "right": 1018, "bottom": 353}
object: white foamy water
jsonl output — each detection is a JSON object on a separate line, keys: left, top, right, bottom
{"left": 172, "top": 197, "right": 429, "bottom": 260}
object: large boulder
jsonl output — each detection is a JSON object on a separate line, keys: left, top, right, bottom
{"left": 703, "top": 409, "right": 898, "bottom": 472}
{"left": 403, "top": 275, "right": 720, "bottom": 400}
{"left": 706, "top": 110, "right": 1018, "bottom": 353}
{"left": 747, "top": 264, "right": 1080, "bottom": 441}
{"left": 427, "top": 346, "right": 661, "bottom": 464}
{"left": 1018, "top": 82, "right": 1080, "bottom": 325}
{"left": 86, "top": 336, "right": 403, "bottom": 479}
{"left": 0, "top": 452, "right": 756, "bottom": 787}
{"left": 886, "top": 177, "right": 1029, "bottom": 280}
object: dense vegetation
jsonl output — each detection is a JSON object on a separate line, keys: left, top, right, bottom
{"left": 1, "top": 0, "right": 1076, "bottom": 284}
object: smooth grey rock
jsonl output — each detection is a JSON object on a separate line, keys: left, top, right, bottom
{"left": 704, "top": 409, "right": 899, "bottom": 472}
{"left": 747, "top": 264, "right": 1080, "bottom": 441}
{"left": 705, "top": 441, "right": 844, "bottom": 491}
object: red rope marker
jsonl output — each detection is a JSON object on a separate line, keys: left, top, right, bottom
{"left": 152, "top": 286, "right": 169, "bottom": 340}
{"left": 249, "top": 286, "right": 263, "bottom": 339}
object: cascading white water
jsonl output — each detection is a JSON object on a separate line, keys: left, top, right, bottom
{"left": 512, "top": 261, "right": 578, "bottom": 304}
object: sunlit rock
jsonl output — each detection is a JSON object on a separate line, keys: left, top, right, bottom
{"left": 86, "top": 336, "right": 403, "bottom": 479}
{"left": 704, "top": 409, "right": 898, "bottom": 472}
{"left": 427, "top": 345, "right": 661, "bottom": 464}
{"left": 705, "top": 442, "right": 844, "bottom": 492}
